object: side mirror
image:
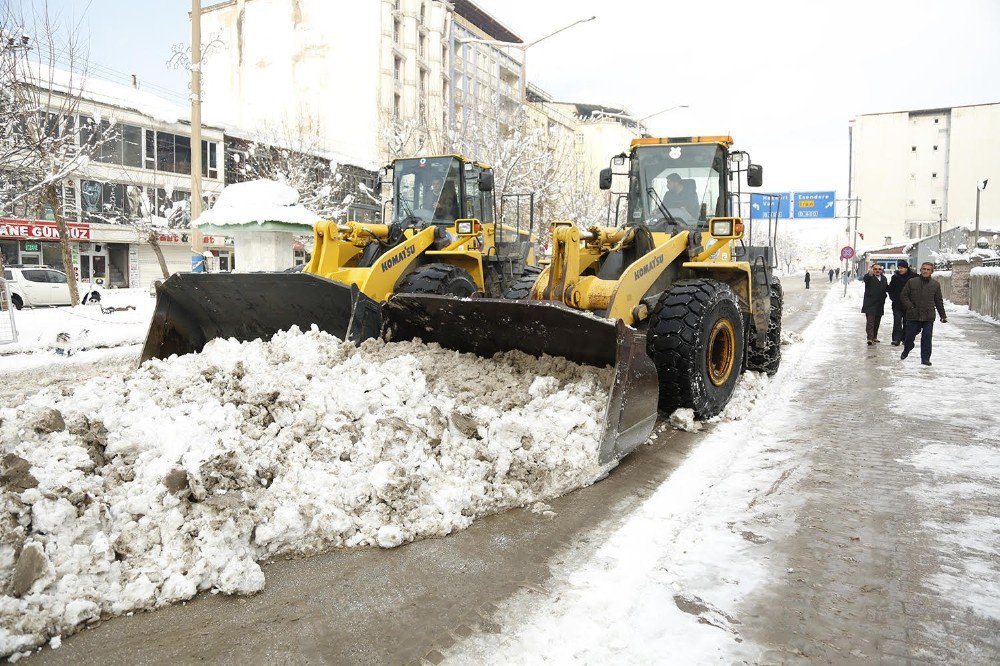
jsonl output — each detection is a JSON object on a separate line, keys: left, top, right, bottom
{"left": 478, "top": 170, "right": 494, "bottom": 192}
{"left": 747, "top": 164, "right": 763, "bottom": 188}
{"left": 599, "top": 168, "right": 612, "bottom": 190}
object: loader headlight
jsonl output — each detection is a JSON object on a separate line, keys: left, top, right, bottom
{"left": 457, "top": 221, "right": 474, "bottom": 235}
{"left": 711, "top": 220, "right": 733, "bottom": 237}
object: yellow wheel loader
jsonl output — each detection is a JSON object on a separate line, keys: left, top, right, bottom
{"left": 140, "top": 154, "right": 537, "bottom": 361}
{"left": 379, "top": 136, "right": 782, "bottom": 464}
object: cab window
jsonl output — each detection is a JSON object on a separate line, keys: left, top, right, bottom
{"left": 46, "top": 270, "right": 68, "bottom": 284}
{"left": 22, "top": 269, "right": 49, "bottom": 283}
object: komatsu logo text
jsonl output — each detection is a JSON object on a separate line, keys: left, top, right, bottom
{"left": 633, "top": 254, "right": 664, "bottom": 281}
{"left": 380, "top": 245, "right": 416, "bottom": 272}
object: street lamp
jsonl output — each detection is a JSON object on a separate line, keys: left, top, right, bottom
{"left": 975, "top": 179, "right": 988, "bottom": 247}
{"left": 457, "top": 15, "right": 596, "bottom": 103}
{"left": 593, "top": 104, "right": 689, "bottom": 130}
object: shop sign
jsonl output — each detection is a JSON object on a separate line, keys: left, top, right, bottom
{"left": 24, "top": 243, "right": 40, "bottom": 252}
{"left": 157, "top": 232, "right": 222, "bottom": 245}
{"left": 0, "top": 218, "right": 91, "bottom": 241}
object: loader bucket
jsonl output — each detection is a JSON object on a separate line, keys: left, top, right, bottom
{"left": 140, "top": 272, "right": 383, "bottom": 363}
{"left": 382, "top": 295, "right": 659, "bottom": 466}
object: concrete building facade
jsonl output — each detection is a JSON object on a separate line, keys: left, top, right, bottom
{"left": 850, "top": 102, "right": 999, "bottom": 251}
{"left": 200, "top": 0, "right": 526, "bottom": 167}
{"left": 0, "top": 72, "right": 230, "bottom": 289}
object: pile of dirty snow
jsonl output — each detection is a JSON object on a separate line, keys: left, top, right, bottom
{"left": 0, "top": 327, "right": 614, "bottom": 657}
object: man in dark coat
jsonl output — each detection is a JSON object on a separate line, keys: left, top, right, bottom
{"left": 804, "top": 271, "right": 811, "bottom": 289}
{"left": 887, "top": 259, "right": 919, "bottom": 346}
{"left": 861, "top": 263, "right": 889, "bottom": 345}
{"left": 828, "top": 268, "right": 835, "bottom": 282}
{"left": 900, "top": 262, "right": 947, "bottom": 366}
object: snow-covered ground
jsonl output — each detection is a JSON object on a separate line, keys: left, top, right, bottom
{"left": 449, "top": 288, "right": 843, "bottom": 664}
{"left": 449, "top": 286, "right": 1000, "bottom": 664}
{"left": 0, "top": 327, "right": 616, "bottom": 657}
{"left": 0, "top": 289, "right": 153, "bottom": 372}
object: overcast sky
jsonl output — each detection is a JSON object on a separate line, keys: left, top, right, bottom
{"left": 40, "top": 0, "right": 1000, "bottom": 201}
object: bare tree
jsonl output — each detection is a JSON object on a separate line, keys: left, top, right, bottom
{"left": 0, "top": 1, "right": 105, "bottom": 305}
{"left": 229, "top": 122, "right": 358, "bottom": 220}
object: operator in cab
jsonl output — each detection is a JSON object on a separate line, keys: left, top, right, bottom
{"left": 662, "top": 173, "right": 700, "bottom": 218}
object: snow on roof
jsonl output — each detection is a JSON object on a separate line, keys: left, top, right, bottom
{"left": 24, "top": 61, "right": 191, "bottom": 126}
{"left": 193, "top": 180, "right": 319, "bottom": 230}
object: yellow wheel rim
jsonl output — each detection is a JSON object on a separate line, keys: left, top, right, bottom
{"left": 707, "top": 318, "right": 736, "bottom": 386}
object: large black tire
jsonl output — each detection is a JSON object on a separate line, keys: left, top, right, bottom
{"left": 503, "top": 265, "right": 542, "bottom": 300}
{"left": 396, "top": 263, "right": 478, "bottom": 297}
{"left": 746, "top": 279, "right": 783, "bottom": 375}
{"left": 647, "top": 279, "right": 745, "bottom": 419}
{"left": 11, "top": 294, "right": 23, "bottom": 310}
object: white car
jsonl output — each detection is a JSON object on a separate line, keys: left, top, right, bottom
{"left": 1, "top": 266, "right": 102, "bottom": 309}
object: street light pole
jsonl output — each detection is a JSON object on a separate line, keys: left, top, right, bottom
{"left": 457, "top": 16, "right": 595, "bottom": 103}
{"left": 975, "top": 179, "right": 988, "bottom": 247}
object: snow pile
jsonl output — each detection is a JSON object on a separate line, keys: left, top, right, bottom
{"left": 194, "top": 180, "right": 319, "bottom": 229}
{"left": 0, "top": 327, "right": 613, "bottom": 656}
{"left": 667, "top": 408, "right": 701, "bottom": 433}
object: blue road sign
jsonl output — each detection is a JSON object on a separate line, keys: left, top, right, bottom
{"left": 750, "top": 192, "right": 790, "bottom": 219}
{"left": 793, "top": 191, "right": 836, "bottom": 219}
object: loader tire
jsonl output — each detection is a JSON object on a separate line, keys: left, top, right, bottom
{"left": 647, "top": 279, "right": 744, "bottom": 419}
{"left": 746, "top": 279, "right": 783, "bottom": 375}
{"left": 397, "top": 263, "right": 478, "bottom": 297}
{"left": 503, "top": 265, "right": 542, "bottom": 300}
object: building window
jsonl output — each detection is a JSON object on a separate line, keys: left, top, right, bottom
{"left": 144, "top": 129, "right": 156, "bottom": 169}
{"left": 393, "top": 93, "right": 401, "bottom": 119}
{"left": 934, "top": 118, "right": 939, "bottom": 124}
{"left": 420, "top": 2, "right": 426, "bottom": 24}
{"left": 419, "top": 34, "right": 426, "bottom": 58}
{"left": 932, "top": 172, "right": 937, "bottom": 178}
{"left": 393, "top": 19, "right": 400, "bottom": 44}
{"left": 394, "top": 57, "right": 402, "bottom": 82}
{"left": 931, "top": 198, "right": 937, "bottom": 205}
{"left": 201, "top": 140, "right": 219, "bottom": 179}
{"left": 933, "top": 145, "right": 938, "bottom": 151}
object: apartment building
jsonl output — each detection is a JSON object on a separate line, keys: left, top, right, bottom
{"left": 850, "top": 102, "right": 999, "bottom": 249}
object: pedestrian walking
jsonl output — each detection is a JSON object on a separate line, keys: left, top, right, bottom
{"left": 887, "top": 260, "right": 918, "bottom": 346}
{"left": 861, "top": 263, "right": 889, "bottom": 345}
{"left": 804, "top": 271, "right": 811, "bottom": 289}
{"left": 900, "top": 262, "right": 947, "bottom": 366}
{"left": 836, "top": 267, "right": 841, "bottom": 279}
{"left": 828, "top": 268, "right": 835, "bottom": 283}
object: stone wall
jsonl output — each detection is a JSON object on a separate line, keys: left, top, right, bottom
{"left": 949, "top": 259, "right": 972, "bottom": 305}
{"left": 937, "top": 271, "right": 953, "bottom": 301}
{"left": 969, "top": 267, "right": 1000, "bottom": 321}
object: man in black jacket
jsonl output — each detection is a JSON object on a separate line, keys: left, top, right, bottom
{"left": 900, "top": 262, "right": 948, "bottom": 366}
{"left": 887, "top": 260, "right": 919, "bottom": 346}
{"left": 861, "top": 263, "right": 889, "bottom": 345}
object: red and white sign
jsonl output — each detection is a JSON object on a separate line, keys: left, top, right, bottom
{"left": 840, "top": 246, "right": 855, "bottom": 260}
{"left": 0, "top": 218, "right": 91, "bottom": 241}
{"left": 157, "top": 232, "right": 221, "bottom": 245}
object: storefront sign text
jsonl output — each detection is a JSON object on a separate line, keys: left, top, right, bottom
{"left": 0, "top": 219, "right": 91, "bottom": 241}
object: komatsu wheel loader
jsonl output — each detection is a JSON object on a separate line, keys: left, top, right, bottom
{"left": 378, "top": 136, "right": 782, "bottom": 465}
{"left": 140, "top": 154, "right": 536, "bottom": 361}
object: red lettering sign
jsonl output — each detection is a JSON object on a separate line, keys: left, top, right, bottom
{"left": 0, "top": 218, "right": 91, "bottom": 241}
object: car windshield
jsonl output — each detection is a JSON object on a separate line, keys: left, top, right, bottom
{"left": 627, "top": 144, "right": 725, "bottom": 230}
{"left": 392, "top": 157, "right": 462, "bottom": 226}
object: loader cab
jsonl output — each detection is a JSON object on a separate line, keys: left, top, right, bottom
{"left": 390, "top": 155, "right": 494, "bottom": 228}
{"left": 624, "top": 140, "right": 729, "bottom": 233}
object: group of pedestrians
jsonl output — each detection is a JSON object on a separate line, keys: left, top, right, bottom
{"left": 861, "top": 260, "right": 947, "bottom": 365}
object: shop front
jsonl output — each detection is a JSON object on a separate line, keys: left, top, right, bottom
{"left": 0, "top": 219, "right": 91, "bottom": 276}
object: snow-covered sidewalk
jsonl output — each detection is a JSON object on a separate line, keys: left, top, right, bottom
{"left": 0, "top": 290, "right": 153, "bottom": 373}
{"left": 448, "top": 286, "right": 1000, "bottom": 664}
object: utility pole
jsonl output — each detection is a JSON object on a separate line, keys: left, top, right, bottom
{"left": 190, "top": 0, "right": 204, "bottom": 261}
